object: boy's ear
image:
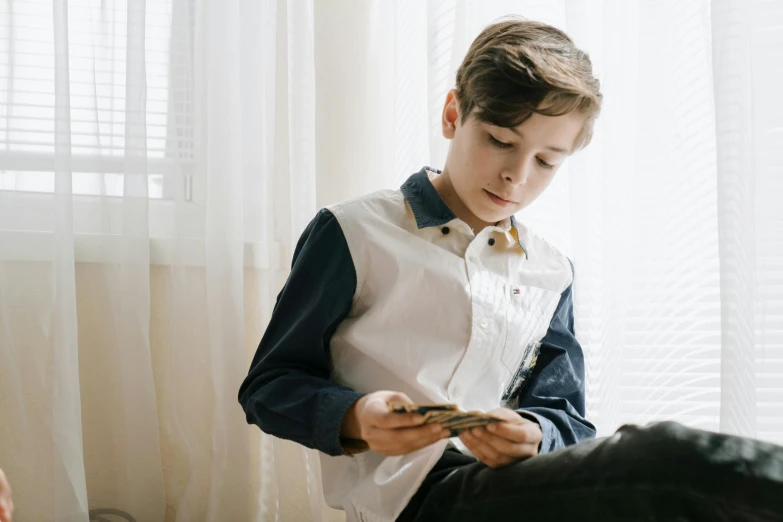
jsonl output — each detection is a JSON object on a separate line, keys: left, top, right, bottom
{"left": 442, "top": 89, "right": 460, "bottom": 139}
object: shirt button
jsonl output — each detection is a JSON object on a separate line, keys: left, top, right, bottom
{"left": 488, "top": 238, "right": 496, "bottom": 246}
{"left": 441, "top": 226, "right": 450, "bottom": 235}
{"left": 480, "top": 319, "right": 488, "bottom": 329}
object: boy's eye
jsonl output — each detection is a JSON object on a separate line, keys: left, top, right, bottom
{"left": 488, "top": 135, "right": 513, "bottom": 149}
{"left": 537, "top": 157, "right": 556, "bottom": 169}
{"left": 488, "top": 133, "right": 557, "bottom": 169}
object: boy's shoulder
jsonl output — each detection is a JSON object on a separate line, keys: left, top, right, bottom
{"left": 325, "top": 186, "right": 407, "bottom": 225}
{"left": 515, "top": 222, "right": 575, "bottom": 291}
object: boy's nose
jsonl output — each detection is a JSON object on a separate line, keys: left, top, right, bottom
{"left": 504, "top": 164, "right": 531, "bottom": 185}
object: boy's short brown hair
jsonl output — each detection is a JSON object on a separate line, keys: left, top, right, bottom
{"left": 456, "top": 17, "right": 602, "bottom": 151}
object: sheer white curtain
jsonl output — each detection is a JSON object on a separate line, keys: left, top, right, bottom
{"left": 0, "top": 1, "right": 781, "bottom": 521}
{"left": 0, "top": 0, "right": 326, "bottom": 520}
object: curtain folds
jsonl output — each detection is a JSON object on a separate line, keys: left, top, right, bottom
{"left": 0, "top": 1, "right": 780, "bottom": 520}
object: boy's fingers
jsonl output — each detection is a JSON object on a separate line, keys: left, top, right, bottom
{"left": 472, "top": 427, "right": 521, "bottom": 454}
{"left": 375, "top": 412, "right": 426, "bottom": 429}
{"left": 406, "top": 427, "right": 450, "bottom": 452}
{"left": 365, "top": 421, "right": 439, "bottom": 442}
{"left": 475, "top": 427, "right": 537, "bottom": 458}
{"left": 390, "top": 423, "right": 447, "bottom": 445}
{"left": 371, "top": 424, "right": 448, "bottom": 455}
{"left": 466, "top": 431, "right": 504, "bottom": 461}
{"left": 380, "top": 392, "right": 414, "bottom": 409}
{"left": 386, "top": 391, "right": 413, "bottom": 402}
{"left": 488, "top": 420, "right": 542, "bottom": 444}
{"left": 460, "top": 432, "right": 492, "bottom": 464}
{"left": 462, "top": 428, "right": 536, "bottom": 465}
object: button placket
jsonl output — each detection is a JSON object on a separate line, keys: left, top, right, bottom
{"left": 449, "top": 266, "right": 505, "bottom": 400}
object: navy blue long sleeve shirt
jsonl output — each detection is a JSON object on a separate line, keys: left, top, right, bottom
{"left": 239, "top": 170, "right": 596, "bottom": 457}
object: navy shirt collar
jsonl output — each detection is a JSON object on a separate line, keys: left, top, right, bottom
{"left": 400, "top": 167, "right": 456, "bottom": 228}
{"left": 401, "top": 166, "right": 528, "bottom": 257}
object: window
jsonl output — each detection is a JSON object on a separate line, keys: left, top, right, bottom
{"left": 0, "top": 0, "right": 194, "bottom": 200}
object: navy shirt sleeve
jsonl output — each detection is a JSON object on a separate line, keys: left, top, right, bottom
{"left": 515, "top": 264, "right": 597, "bottom": 454}
{"left": 238, "top": 208, "right": 365, "bottom": 457}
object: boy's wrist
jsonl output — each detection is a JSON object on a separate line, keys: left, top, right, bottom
{"left": 340, "top": 396, "right": 365, "bottom": 440}
{"left": 339, "top": 396, "right": 371, "bottom": 455}
{"left": 516, "top": 409, "right": 545, "bottom": 453}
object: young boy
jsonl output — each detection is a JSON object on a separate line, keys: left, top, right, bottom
{"left": 240, "top": 18, "right": 783, "bottom": 522}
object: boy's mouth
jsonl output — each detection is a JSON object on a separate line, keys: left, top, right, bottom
{"left": 484, "top": 189, "right": 515, "bottom": 207}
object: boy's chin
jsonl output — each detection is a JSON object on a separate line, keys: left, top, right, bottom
{"left": 481, "top": 202, "right": 517, "bottom": 218}
{"left": 474, "top": 209, "right": 516, "bottom": 225}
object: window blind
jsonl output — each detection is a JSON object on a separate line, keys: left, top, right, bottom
{"left": 0, "top": 0, "right": 194, "bottom": 198}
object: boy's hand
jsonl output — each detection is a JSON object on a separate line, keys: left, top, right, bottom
{"left": 0, "top": 468, "right": 13, "bottom": 522}
{"left": 458, "top": 407, "right": 542, "bottom": 468}
{"left": 341, "top": 391, "right": 451, "bottom": 456}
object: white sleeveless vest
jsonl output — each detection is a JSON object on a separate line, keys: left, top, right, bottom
{"left": 320, "top": 169, "right": 572, "bottom": 522}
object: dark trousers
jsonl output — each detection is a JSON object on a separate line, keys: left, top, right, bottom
{"left": 396, "top": 421, "right": 783, "bottom": 521}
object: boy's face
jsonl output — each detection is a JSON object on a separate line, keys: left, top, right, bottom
{"left": 441, "top": 89, "right": 586, "bottom": 226}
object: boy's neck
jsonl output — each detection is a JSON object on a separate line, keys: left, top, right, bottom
{"left": 431, "top": 169, "right": 496, "bottom": 234}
